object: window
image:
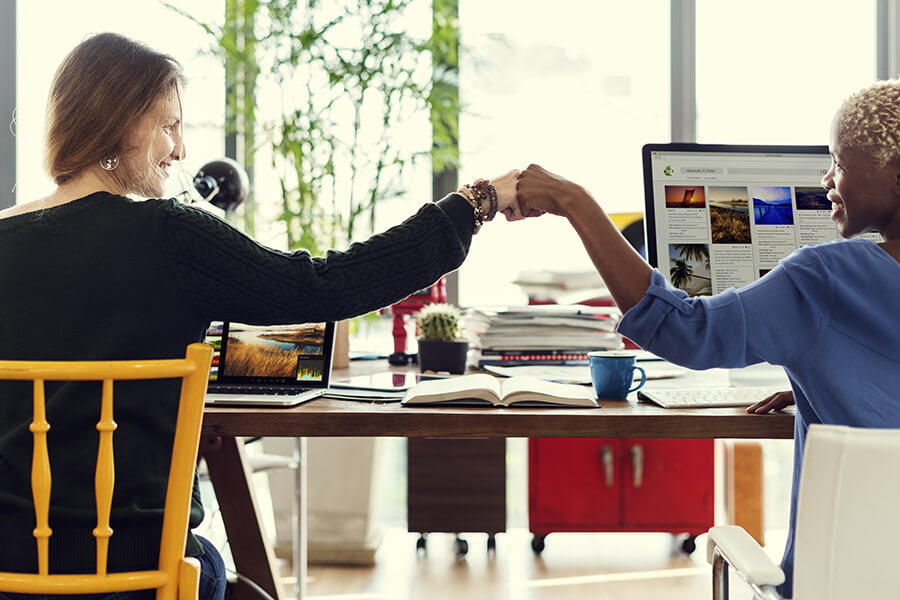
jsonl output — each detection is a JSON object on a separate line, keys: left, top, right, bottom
{"left": 695, "top": 0, "right": 877, "bottom": 144}
{"left": 457, "top": 1, "right": 671, "bottom": 306}
{"left": 11, "top": 1, "right": 882, "bottom": 309}
{"left": 456, "top": 0, "right": 878, "bottom": 307}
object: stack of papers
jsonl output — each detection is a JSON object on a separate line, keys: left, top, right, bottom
{"left": 513, "top": 269, "right": 612, "bottom": 305}
{"left": 483, "top": 360, "right": 688, "bottom": 384}
{"left": 469, "top": 304, "right": 624, "bottom": 366}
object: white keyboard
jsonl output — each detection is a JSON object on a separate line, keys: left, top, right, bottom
{"left": 638, "top": 386, "right": 784, "bottom": 409}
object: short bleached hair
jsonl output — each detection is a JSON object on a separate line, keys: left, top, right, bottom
{"left": 836, "top": 79, "right": 900, "bottom": 167}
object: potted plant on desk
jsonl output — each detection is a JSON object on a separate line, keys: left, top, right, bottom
{"left": 416, "top": 303, "right": 469, "bottom": 374}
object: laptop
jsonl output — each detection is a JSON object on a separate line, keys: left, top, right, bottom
{"left": 203, "top": 320, "right": 336, "bottom": 407}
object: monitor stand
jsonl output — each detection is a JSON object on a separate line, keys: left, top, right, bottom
{"left": 728, "top": 362, "right": 790, "bottom": 388}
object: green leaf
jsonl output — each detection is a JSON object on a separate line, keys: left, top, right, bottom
{"left": 167, "top": 0, "right": 461, "bottom": 251}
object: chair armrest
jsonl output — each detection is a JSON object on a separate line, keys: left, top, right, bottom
{"left": 706, "top": 525, "right": 785, "bottom": 588}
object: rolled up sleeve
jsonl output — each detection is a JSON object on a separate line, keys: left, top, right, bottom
{"left": 617, "top": 263, "right": 829, "bottom": 371}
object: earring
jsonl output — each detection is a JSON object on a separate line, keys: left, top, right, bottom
{"left": 100, "top": 155, "right": 119, "bottom": 171}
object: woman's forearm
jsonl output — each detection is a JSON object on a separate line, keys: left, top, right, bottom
{"left": 563, "top": 190, "right": 652, "bottom": 313}
{"left": 516, "top": 164, "right": 653, "bottom": 313}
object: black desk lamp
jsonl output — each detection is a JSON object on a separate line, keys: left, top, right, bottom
{"left": 191, "top": 158, "right": 249, "bottom": 213}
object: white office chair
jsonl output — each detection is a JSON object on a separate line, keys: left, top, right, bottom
{"left": 707, "top": 424, "right": 900, "bottom": 599}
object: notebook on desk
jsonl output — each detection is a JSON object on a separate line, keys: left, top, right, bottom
{"left": 203, "top": 320, "right": 335, "bottom": 407}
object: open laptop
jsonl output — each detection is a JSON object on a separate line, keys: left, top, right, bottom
{"left": 204, "top": 320, "right": 336, "bottom": 407}
{"left": 638, "top": 143, "right": 874, "bottom": 407}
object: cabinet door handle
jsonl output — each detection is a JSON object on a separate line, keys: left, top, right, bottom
{"left": 631, "top": 444, "right": 644, "bottom": 488}
{"left": 601, "top": 445, "right": 614, "bottom": 487}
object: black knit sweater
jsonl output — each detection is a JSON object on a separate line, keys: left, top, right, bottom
{"left": 0, "top": 192, "right": 473, "bottom": 572}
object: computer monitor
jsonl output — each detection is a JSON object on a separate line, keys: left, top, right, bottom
{"left": 641, "top": 143, "right": 881, "bottom": 296}
{"left": 640, "top": 143, "right": 842, "bottom": 386}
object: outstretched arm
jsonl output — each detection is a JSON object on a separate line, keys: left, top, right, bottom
{"left": 516, "top": 164, "right": 652, "bottom": 312}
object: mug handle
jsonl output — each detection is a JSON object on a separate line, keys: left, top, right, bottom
{"left": 628, "top": 365, "right": 647, "bottom": 393}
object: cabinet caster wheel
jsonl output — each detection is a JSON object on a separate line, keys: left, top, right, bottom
{"left": 416, "top": 534, "right": 427, "bottom": 554}
{"left": 681, "top": 535, "right": 697, "bottom": 554}
{"left": 454, "top": 536, "right": 468, "bottom": 557}
{"left": 531, "top": 534, "right": 546, "bottom": 555}
{"left": 487, "top": 534, "right": 496, "bottom": 554}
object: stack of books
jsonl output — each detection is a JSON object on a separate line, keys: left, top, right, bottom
{"left": 468, "top": 304, "right": 623, "bottom": 366}
{"left": 512, "top": 269, "right": 612, "bottom": 305}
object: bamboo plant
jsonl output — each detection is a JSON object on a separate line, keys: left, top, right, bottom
{"left": 168, "top": 0, "right": 461, "bottom": 253}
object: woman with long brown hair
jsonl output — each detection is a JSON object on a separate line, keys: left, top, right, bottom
{"left": 0, "top": 32, "right": 534, "bottom": 600}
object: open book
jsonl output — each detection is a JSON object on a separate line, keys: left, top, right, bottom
{"left": 401, "top": 373, "right": 599, "bottom": 408}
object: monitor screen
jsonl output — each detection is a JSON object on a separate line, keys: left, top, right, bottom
{"left": 203, "top": 320, "right": 334, "bottom": 387}
{"left": 641, "top": 143, "right": 880, "bottom": 296}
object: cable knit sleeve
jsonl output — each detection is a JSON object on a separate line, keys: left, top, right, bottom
{"left": 156, "top": 194, "right": 474, "bottom": 324}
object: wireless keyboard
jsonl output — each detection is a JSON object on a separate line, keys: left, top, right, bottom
{"left": 637, "top": 386, "right": 785, "bottom": 409}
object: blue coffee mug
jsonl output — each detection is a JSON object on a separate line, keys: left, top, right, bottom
{"left": 588, "top": 351, "right": 647, "bottom": 399}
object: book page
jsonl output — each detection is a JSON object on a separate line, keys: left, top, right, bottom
{"left": 499, "top": 376, "right": 597, "bottom": 407}
{"left": 402, "top": 373, "right": 501, "bottom": 405}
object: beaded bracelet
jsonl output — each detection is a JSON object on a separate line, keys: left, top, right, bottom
{"left": 484, "top": 180, "right": 498, "bottom": 221}
{"left": 470, "top": 178, "right": 498, "bottom": 222}
{"left": 457, "top": 183, "right": 486, "bottom": 234}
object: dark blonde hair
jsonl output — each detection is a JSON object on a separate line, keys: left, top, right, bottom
{"left": 836, "top": 79, "right": 900, "bottom": 168}
{"left": 43, "top": 33, "right": 186, "bottom": 185}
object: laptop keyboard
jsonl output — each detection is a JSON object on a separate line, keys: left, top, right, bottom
{"left": 638, "top": 386, "right": 783, "bottom": 408}
{"left": 211, "top": 384, "right": 305, "bottom": 395}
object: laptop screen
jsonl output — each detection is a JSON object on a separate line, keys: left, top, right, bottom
{"left": 640, "top": 143, "right": 878, "bottom": 296}
{"left": 203, "top": 320, "right": 335, "bottom": 388}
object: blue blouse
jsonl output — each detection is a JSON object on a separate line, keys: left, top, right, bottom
{"left": 617, "top": 238, "right": 900, "bottom": 597}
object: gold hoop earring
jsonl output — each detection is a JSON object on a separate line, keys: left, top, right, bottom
{"left": 100, "top": 155, "right": 119, "bottom": 171}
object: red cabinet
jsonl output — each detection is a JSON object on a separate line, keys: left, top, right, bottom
{"left": 528, "top": 438, "right": 714, "bottom": 554}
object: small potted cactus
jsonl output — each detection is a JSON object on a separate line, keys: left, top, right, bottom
{"left": 415, "top": 303, "right": 469, "bottom": 374}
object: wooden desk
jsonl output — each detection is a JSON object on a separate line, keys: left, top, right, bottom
{"left": 204, "top": 394, "right": 794, "bottom": 440}
{"left": 200, "top": 366, "right": 794, "bottom": 600}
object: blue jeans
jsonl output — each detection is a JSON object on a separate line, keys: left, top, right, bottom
{"left": 196, "top": 535, "right": 227, "bottom": 600}
{"left": 0, "top": 536, "right": 226, "bottom": 600}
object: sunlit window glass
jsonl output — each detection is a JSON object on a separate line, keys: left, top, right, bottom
{"left": 457, "top": 1, "right": 671, "bottom": 307}
{"left": 696, "top": 0, "right": 877, "bottom": 144}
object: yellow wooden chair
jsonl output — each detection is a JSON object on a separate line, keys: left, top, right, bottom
{"left": 0, "top": 343, "right": 213, "bottom": 600}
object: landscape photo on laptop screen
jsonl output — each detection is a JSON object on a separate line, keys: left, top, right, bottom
{"left": 204, "top": 321, "right": 329, "bottom": 383}
{"left": 642, "top": 144, "right": 881, "bottom": 297}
